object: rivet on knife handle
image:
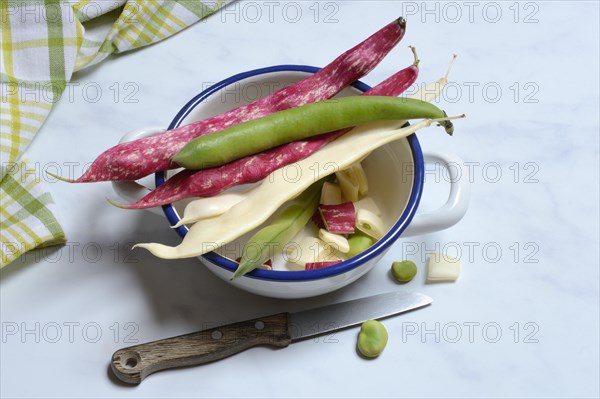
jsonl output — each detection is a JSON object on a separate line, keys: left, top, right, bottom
{"left": 111, "top": 312, "right": 292, "bottom": 384}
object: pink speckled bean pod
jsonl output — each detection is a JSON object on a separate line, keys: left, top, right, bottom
{"left": 116, "top": 55, "right": 419, "bottom": 209}
{"left": 73, "top": 17, "right": 406, "bottom": 182}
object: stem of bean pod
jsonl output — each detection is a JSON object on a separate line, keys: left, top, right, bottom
{"left": 409, "top": 45, "right": 419, "bottom": 66}
{"left": 428, "top": 55, "right": 458, "bottom": 135}
{"left": 445, "top": 54, "right": 458, "bottom": 81}
{"left": 433, "top": 113, "right": 466, "bottom": 136}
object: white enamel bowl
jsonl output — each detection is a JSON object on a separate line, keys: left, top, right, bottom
{"left": 113, "top": 65, "right": 470, "bottom": 299}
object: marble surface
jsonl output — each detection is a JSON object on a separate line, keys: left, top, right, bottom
{"left": 1, "top": 1, "right": 599, "bottom": 398}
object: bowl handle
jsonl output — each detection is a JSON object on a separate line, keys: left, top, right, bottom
{"left": 401, "top": 151, "right": 471, "bottom": 237}
{"left": 110, "top": 127, "right": 166, "bottom": 217}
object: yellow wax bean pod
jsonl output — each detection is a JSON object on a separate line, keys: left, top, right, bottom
{"left": 172, "top": 192, "right": 250, "bottom": 228}
{"left": 134, "top": 120, "right": 457, "bottom": 259}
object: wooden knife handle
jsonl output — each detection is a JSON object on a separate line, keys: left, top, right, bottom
{"left": 111, "top": 312, "right": 292, "bottom": 384}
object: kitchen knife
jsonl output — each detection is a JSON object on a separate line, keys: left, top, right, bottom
{"left": 111, "top": 291, "right": 432, "bottom": 384}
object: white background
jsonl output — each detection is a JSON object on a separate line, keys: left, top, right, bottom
{"left": 1, "top": 1, "right": 599, "bottom": 398}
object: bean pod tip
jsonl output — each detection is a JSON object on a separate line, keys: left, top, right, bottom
{"left": 46, "top": 170, "right": 74, "bottom": 183}
{"left": 106, "top": 197, "right": 128, "bottom": 209}
{"left": 396, "top": 16, "right": 407, "bottom": 29}
{"left": 435, "top": 112, "right": 467, "bottom": 136}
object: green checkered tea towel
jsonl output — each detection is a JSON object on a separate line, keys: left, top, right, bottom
{"left": 1, "top": 0, "right": 231, "bottom": 268}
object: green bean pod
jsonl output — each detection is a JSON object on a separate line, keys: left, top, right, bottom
{"left": 232, "top": 178, "right": 328, "bottom": 279}
{"left": 172, "top": 96, "right": 453, "bottom": 170}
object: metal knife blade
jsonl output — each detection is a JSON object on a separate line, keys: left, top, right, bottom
{"left": 111, "top": 291, "right": 432, "bottom": 384}
{"left": 289, "top": 291, "right": 432, "bottom": 341}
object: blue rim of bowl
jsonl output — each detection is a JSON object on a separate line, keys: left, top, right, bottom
{"left": 156, "top": 64, "right": 424, "bottom": 282}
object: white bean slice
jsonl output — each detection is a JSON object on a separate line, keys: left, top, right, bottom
{"left": 335, "top": 171, "right": 359, "bottom": 202}
{"left": 427, "top": 254, "right": 461, "bottom": 282}
{"left": 320, "top": 182, "right": 342, "bottom": 205}
{"left": 354, "top": 197, "right": 382, "bottom": 217}
{"left": 347, "top": 163, "right": 368, "bottom": 197}
{"left": 355, "top": 208, "right": 386, "bottom": 240}
{"left": 318, "top": 229, "right": 350, "bottom": 254}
